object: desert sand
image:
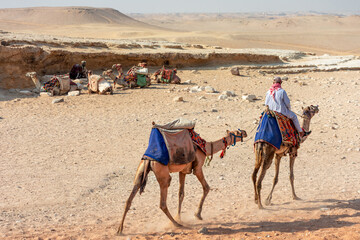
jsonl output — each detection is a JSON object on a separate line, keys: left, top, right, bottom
{"left": 0, "top": 7, "right": 360, "bottom": 240}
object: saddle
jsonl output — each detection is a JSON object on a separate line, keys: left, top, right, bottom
{"left": 255, "top": 108, "right": 301, "bottom": 149}
{"left": 144, "top": 118, "right": 198, "bottom": 165}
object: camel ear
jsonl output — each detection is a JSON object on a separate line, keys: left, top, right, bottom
{"left": 226, "top": 130, "right": 230, "bottom": 134}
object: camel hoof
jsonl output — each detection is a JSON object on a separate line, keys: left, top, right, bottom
{"left": 265, "top": 198, "right": 272, "bottom": 206}
{"left": 195, "top": 213, "right": 203, "bottom": 220}
{"left": 293, "top": 196, "right": 301, "bottom": 200}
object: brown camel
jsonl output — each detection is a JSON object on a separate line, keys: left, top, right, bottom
{"left": 252, "top": 105, "right": 319, "bottom": 209}
{"left": 117, "top": 129, "right": 247, "bottom": 234}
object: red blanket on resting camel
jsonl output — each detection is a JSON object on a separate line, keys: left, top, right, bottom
{"left": 274, "top": 111, "right": 301, "bottom": 147}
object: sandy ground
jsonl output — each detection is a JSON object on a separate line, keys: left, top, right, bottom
{"left": 1, "top": 68, "right": 360, "bottom": 239}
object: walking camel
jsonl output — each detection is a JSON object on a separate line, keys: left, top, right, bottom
{"left": 253, "top": 105, "right": 319, "bottom": 209}
{"left": 117, "top": 128, "right": 247, "bottom": 234}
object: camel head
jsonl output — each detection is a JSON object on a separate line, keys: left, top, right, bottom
{"left": 226, "top": 129, "right": 247, "bottom": 146}
{"left": 87, "top": 70, "right": 93, "bottom": 78}
{"left": 103, "top": 69, "right": 113, "bottom": 76}
{"left": 112, "top": 64, "right": 122, "bottom": 71}
{"left": 25, "top": 72, "right": 37, "bottom": 78}
{"left": 302, "top": 105, "right": 319, "bottom": 119}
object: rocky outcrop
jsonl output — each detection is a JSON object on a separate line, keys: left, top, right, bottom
{"left": 0, "top": 42, "right": 283, "bottom": 89}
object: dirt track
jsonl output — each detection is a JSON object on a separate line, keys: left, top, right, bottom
{"left": 1, "top": 68, "right": 360, "bottom": 239}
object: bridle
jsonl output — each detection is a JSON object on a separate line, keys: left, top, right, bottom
{"left": 205, "top": 129, "right": 245, "bottom": 166}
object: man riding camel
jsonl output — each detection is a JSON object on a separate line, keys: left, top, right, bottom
{"left": 265, "top": 77, "right": 311, "bottom": 138}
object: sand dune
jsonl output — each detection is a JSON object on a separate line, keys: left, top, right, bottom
{"left": 0, "top": 7, "right": 151, "bottom": 26}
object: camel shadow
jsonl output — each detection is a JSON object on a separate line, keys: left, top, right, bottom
{"left": 196, "top": 198, "right": 360, "bottom": 236}
{"left": 204, "top": 212, "right": 359, "bottom": 235}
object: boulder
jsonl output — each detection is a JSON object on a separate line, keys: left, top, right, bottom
{"left": 230, "top": 67, "right": 240, "bottom": 76}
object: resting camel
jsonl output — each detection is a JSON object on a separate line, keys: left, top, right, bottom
{"left": 117, "top": 129, "right": 247, "bottom": 234}
{"left": 25, "top": 72, "right": 79, "bottom": 95}
{"left": 102, "top": 69, "right": 128, "bottom": 89}
{"left": 87, "top": 70, "right": 113, "bottom": 95}
{"left": 253, "top": 105, "right": 319, "bottom": 209}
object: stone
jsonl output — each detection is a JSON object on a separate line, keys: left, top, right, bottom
{"left": 190, "top": 87, "right": 199, "bottom": 93}
{"left": 217, "top": 116, "right": 222, "bottom": 119}
{"left": 9, "top": 89, "right": 19, "bottom": 93}
{"left": 52, "top": 98, "right": 64, "bottom": 104}
{"left": 218, "top": 94, "right": 228, "bottom": 100}
{"left": 230, "top": 67, "right": 240, "bottom": 76}
{"left": 198, "top": 96, "right": 206, "bottom": 100}
{"left": 211, "top": 109, "right": 218, "bottom": 112}
{"left": 242, "top": 94, "right": 257, "bottom": 102}
{"left": 222, "top": 90, "right": 236, "bottom": 97}
{"left": 19, "top": 90, "right": 33, "bottom": 96}
{"left": 198, "top": 227, "right": 208, "bottom": 234}
{"left": 40, "top": 92, "right": 51, "bottom": 97}
{"left": 205, "top": 86, "right": 216, "bottom": 93}
{"left": 68, "top": 91, "right": 80, "bottom": 96}
{"left": 320, "top": 208, "right": 330, "bottom": 211}
{"left": 184, "top": 80, "right": 192, "bottom": 84}
{"left": 282, "top": 76, "right": 289, "bottom": 81}
{"left": 220, "top": 67, "right": 228, "bottom": 70}
{"left": 173, "top": 96, "right": 183, "bottom": 102}
{"left": 191, "top": 70, "right": 200, "bottom": 74}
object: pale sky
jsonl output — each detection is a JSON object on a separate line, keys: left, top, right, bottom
{"left": 0, "top": 0, "right": 359, "bottom": 14}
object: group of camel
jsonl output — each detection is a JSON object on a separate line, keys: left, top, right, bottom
{"left": 26, "top": 63, "right": 180, "bottom": 96}
{"left": 117, "top": 105, "right": 319, "bottom": 235}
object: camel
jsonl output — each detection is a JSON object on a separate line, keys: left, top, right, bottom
{"left": 102, "top": 69, "right": 128, "bottom": 89}
{"left": 25, "top": 72, "right": 79, "bottom": 95}
{"left": 117, "top": 128, "right": 248, "bottom": 234}
{"left": 153, "top": 66, "right": 181, "bottom": 84}
{"left": 25, "top": 72, "right": 42, "bottom": 91}
{"left": 252, "top": 105, "right": 319, "bottom": 209}
{"left": 87, "top": 70, "right": 113, "bottom": 95}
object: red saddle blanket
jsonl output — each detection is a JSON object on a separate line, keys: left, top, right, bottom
{"left": 274, "top": 111, "right": 301, "bottom": 147}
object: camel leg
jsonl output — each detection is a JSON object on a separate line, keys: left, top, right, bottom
{"left": 253, "top": 143, "right": 263, "bottom": 204}
{"left": 152, "top": 162, "right": 183, "bottom": 228}
{"left": 289, "top": 155, "right": 300, "bottom": 200}
{"left": 194, "top": 169, "right": 210, "bottom": 220}
{"left": 266, "top": 154, "right": 282, "bottom": 205}
{"left": 256, "top": 151, "right": 274, "bottom": 209}
{"left": 116, "top": 181, "right": 141, "bottom": 235}
{"left": 159, "top": 176, "right": 183, "bottom": 227}
{"left": 176, "top": 172, "right": 186, "bottom": 221}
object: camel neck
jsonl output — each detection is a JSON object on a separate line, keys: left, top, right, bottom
{"left": 301, "top": 115, "right": 311, "bottom": 132}
{"left": 204, "top": 135, "right": 232, "bottom": 156}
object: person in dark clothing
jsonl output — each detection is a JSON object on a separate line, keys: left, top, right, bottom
{"left": 69, "top": 61, "right": 87, "bottom": 79}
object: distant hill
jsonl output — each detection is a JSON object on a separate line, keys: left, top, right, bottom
{"left": 0, "top": 7, "right": 151, "bottom": 26}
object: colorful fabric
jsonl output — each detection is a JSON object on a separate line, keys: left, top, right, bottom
{"left": 144, "top": 128, "right": 170, "bottom": 165}
{"left": 188, "top": 129, "right": 207, "bottom": 154}
{"left": 162, "top": 69, "right": 174, "bottom": 81}
{"left": 274, "top": 111, "right": 301, "bottom": 147}
{"left": 43, "top": 76, "right": 60, "bottom": 92}
{"left": 124, "top": 66, "right": 137, "bottom": 83}
{"left": 254, "top": 112, "right": 283, "bottom": 149}
{"left": 269, "top": 83, "right": 282, "bottom": 99}
{"left": 136, "top": 74, "right": 147, "bottom": 87}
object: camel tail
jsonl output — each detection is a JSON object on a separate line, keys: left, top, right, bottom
{"left": 133, "top": 160, "right": 151, "bottom": 195}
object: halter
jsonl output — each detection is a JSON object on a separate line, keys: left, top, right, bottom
{"left": 230, "top": 129, "right": 244, "bottom": 146}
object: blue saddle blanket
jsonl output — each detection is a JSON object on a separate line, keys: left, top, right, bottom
{"left": 144, "top": 128, "right": 170, "bottom": 165}
{"left": 254, "top": 112, "right": 282, "bottom": 149}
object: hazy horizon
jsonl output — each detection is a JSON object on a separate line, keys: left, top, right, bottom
{"left": 0, "top": 0, "right": 359, "bottom": 14}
